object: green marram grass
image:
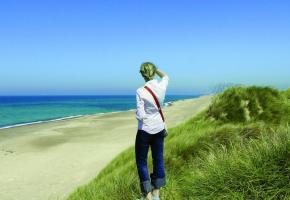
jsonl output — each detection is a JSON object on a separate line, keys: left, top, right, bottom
{"left": 67, "top": 86, "right": 290, "bottom": 200}
{"left": 282, "top": 88, "right": 290, "bottom": 99}
{"left": 207, "top": 86, "right": 290, "bottom": 123}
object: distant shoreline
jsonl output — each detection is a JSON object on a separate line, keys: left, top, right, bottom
{"left": 0, "top": 97, "right": 199, "bottom": 130}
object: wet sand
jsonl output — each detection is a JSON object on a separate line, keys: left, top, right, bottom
{"left": 0, "top": 95, "right": 212, "bottom": 200}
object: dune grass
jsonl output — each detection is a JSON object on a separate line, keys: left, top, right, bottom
{"left": 282, "top": 88, "right": 290, "bottom": 99}
{"left": 67, "top": 86, "right": 290, "bottom": 200}
{"left": 207, "top": 86, "right": 290, "bottom": 123}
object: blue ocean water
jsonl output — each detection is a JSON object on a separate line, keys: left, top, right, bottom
{"left": 0, "top": 95, "right": 200, "bottom": 129}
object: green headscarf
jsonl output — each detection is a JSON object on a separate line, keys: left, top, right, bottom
{"left": 140, "top": 62, "right": 157, "bottom": 80}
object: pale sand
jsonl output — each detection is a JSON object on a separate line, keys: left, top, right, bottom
{"left": 0, "top": 95, "right": 212, "bottom": 200}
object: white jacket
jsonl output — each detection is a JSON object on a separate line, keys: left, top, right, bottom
{"left": 136, "top": 75, "right": 169, "bottom": 134}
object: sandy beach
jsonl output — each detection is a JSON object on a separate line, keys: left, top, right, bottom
{"left": 0, "top": 95, "right": 211, "bottom": 200}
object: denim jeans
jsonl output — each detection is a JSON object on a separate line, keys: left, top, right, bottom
{"left": 135, "top": 129, "right": 166, "bottom": 196}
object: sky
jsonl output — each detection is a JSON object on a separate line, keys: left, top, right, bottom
{"left": 0, "top": 0, "right": 289, "bottom": 95}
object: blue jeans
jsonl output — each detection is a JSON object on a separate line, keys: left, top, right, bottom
{"left": 135, "top": 129, "right": 166, "bottom": 196}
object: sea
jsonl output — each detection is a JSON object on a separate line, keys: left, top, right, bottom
{"left": 0, "top": 95, "right": 201, "bottom": 129}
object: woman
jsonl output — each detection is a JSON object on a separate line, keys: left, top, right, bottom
{"left": 135, "top": 62, "right": 169, "bottom": 200}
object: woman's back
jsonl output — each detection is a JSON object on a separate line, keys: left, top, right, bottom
{"left": 136, "top": 75, "right": 169, "bottom": 134}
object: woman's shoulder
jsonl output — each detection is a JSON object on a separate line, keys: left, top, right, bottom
{"left": 136, "top": 87, "right": 145, "bottom": 95}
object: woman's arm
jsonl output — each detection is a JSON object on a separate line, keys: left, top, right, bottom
{"left": 155, "top": 69, "right": 167, "bottom": 78}
{"left": 136, "top": 91, "right": 146, "bottom": 121}
{"left": 156, "top": 69, "right": 169, "bottom": 89}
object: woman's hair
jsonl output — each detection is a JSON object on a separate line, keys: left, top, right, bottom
{"left": 140, "top": 62, "right": 157, "bottom": 80}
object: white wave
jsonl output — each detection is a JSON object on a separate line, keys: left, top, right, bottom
{"left": 0, "top": 115, "right": 84, "bottom": 130}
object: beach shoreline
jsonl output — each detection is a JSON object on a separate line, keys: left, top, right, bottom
{"left": 0, "top": 95, "right": 212, "bottom": 200}
{"left": 0, "top": 97, "right": 199, "bottom": 131}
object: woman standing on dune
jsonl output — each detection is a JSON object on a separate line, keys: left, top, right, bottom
{"left": 135, "top": 62, "right": 169, "bottom": 200}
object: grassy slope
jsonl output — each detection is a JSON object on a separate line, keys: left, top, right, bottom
{"left": 67, "top": 87, "right": 290, "bottom": 200}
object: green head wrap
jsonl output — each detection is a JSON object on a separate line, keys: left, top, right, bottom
{"left": 140, "top": 62, "right": 157, "bottom": 80}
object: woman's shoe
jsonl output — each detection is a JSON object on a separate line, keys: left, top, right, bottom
{"left": 136, "top": 198, "right": 154, "bottom": 200}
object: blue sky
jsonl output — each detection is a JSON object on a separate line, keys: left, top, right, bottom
{"left": 0, "top": 0, "right": 289, "bottom": 95}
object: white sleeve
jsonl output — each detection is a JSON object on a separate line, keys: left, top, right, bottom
{"left": 159, "top": 75, "right": 169, "bottom": 90}
{"left": 136, "top": 90, "right": 146, "bottom": 121}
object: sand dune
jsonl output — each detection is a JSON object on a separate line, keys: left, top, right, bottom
{"left": 0, "top": 95, "right": 211, "bottom": 200}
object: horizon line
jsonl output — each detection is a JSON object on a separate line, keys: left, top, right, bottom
{"left": 0, "top": 93, "right": 206, "bottom": 97}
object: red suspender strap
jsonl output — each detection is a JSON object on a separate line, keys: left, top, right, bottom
{"left": 144, "top": 86, "right": 165, "bottom": 122}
